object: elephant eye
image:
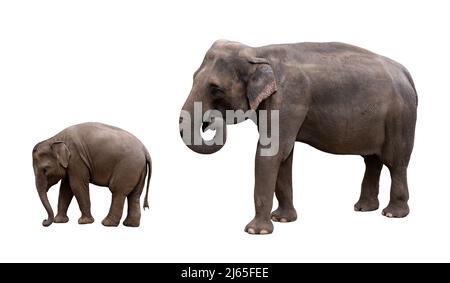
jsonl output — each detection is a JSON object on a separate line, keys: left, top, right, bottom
{"left": 210, "top": 84, "right": 225, "bottom": 97}
{"left": 43, "top": 168, "right": 48, "bottom": 176}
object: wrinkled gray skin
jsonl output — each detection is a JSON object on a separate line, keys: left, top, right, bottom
{"left": 32, "top": 122, "right": 151, "bottom": 227}
{"left": 180, "top": 40, "right": 417, "bottom": 234}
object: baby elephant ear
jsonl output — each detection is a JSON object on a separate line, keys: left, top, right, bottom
{"left": 246, "top": 59, "right": 277, "bottom": 110}
{"left": 51, "top": 141, "right": 70, "bottom": 168}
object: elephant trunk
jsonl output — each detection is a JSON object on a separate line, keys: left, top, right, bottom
{"left": 180, "top": 95, "right": 227, "bottom": 155}
{"left": 36, "top": 179, "right": 54, "bottom": 227}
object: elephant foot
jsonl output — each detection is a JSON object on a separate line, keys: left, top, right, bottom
{"left": 123, "top": 217, "right": 140, "bottom": 227}
{"left": 382, "top": 202, "right": 409, "bottom": 218}
{"left": 354, "top": 198, "right": 379, "bottom": 212}
{"left": 78, "top": 215, "right": 94, "bottom": 225}
{"left": 54, "top": 214, "right": 69, "bottom": 223}
{"left": 245, "top": 218, "right": 274, "bottom": 235}
{"left": 101, "top": 217, "right": 120, "bottom": 227}
{"left": 271, "top": 207, "right": 297, "bottom": 222}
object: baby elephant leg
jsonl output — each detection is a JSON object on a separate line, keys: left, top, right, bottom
{"left": 105, "top": 163, "right": 145, "bottom": 227}
{"left": 102, "top": 192, "right": 127, "bottom": 227}
{"left": 123, "top": 176, "right": 145, "bottom": 227}
{"left": 70, "top": 178, "right": 95, "bottom": 225}
{"left": 123, "top": 193, "right": 142, "bottom": 227}
{"left": 54, "top": 178, "right": 73, "bottom": 223}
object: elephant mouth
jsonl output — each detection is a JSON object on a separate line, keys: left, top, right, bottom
{"left": 201, "top": 119, "right": 216, "bottom": 132}
{"left": 179, "top": 101, "right": 227, "bottom": 154}
{"left": 201, "top": 121, "right": 217, "bottom": 141}
{"left": 179, "top": 114, "right": 217, "bottom": 140}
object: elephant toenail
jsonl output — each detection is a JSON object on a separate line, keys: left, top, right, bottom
{"left": 280, "top": 218, "right": 287, "bottom": 222}
{"left": 247, "top": 228, "right": 256, "bottom": 234}
{"left": 260, "top": 229, "right": 269, "bottom": 234}
{"left": 387, "top": 213, "right": 393, "bottom": 218}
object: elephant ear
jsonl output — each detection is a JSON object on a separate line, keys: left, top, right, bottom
{"left": 51, "top": 141, "right": 70, "bottom": 168}
{"left": 246, "top": 58, "right": 278, "bottom": 110}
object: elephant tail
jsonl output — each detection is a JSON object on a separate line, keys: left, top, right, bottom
{"left": 143, "top": 149, "right": 152, "bottom": 210}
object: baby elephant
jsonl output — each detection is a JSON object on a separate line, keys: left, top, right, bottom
{"left": 32, "top": 122, "right": 151, "bottom": 227}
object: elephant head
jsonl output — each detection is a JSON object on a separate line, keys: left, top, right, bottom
{"left": 32, "top": 140, "right": 70, "bottom": 226}
{"left": 179, "top": 40, "right": 278, "bottom": 154}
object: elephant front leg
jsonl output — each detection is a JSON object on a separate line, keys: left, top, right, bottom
{"left": 54, "top": 177, "right": 73, "bottom": 223}
{"left": 70, "top": 179, "right": 95, "bottom": 225}
{"left": 271, "top": 147, "right": 297, "bottom": 223}
{"left": 245, "top": 146, "right": 285, "bottom": 235}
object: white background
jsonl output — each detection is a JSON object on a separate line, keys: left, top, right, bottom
{"left": 0, "top": 0, "right": 448, "bottom": 262}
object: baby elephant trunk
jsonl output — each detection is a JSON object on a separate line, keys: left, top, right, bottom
{"left": 36, "top": 179, "right": 54, "bottom": 227}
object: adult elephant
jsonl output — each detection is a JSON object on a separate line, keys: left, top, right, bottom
{"left": 179, "top": 40, "right": 418, "bottom": 234}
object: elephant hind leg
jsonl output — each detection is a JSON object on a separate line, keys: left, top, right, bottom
{"left": 354, "top": 155, "right": 383, "bottom": 212}
{"left": 102, "top": 193, "right": 127, "bottom": 227}
{"left": 106, "top": 162, "right": 144, "bottom": 227}
{"left": 382, "top": 165, "right": 410, "bottom": 218}
{"left": 379, "top": 106, "right": 415, "bottom": 218}
{"left": 271, "top": 147, "right": 297, "bottom": 223}
{"left": 123, "top": 172, "right": 146, "bottom": 227}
